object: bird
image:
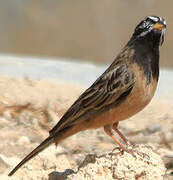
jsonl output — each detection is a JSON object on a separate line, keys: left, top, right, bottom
{"left": 8, "top": 15, "right": 166, "bottom": 176}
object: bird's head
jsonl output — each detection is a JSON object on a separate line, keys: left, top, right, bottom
{"left": 132, "top": 16, "right": 166, "bottom": 46}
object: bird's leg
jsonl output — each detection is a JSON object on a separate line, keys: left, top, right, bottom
{"left": 104, "top": 125, "right": 125, "bottom": 151}
{"left": 112, "top": 122, "right": 131, "bottom": 146}
{"left": 112, "top": 123, "right": 148, "bottom": 158}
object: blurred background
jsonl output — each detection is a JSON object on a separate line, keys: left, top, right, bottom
{"left": 0, "top": 0, "right": 172, "bottom": 67}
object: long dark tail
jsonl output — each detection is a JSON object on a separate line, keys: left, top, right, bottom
{"left": 8, "top": 135, "right": 54, "bottom": 176}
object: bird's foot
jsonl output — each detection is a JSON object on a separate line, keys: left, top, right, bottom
{"left": 126, "top": 144, "right": 150, "bottom": 159}
{"left": 110, "top": 144, "right": 150, "bottom": 160}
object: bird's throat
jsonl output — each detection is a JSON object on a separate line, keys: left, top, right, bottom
{"left": 130, "top": 39, "right": 160, "bottom": 85}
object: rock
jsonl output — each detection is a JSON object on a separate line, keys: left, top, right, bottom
{"left": 67, "top": 145, "right": 166, "bottom": 180}
{"left": 48, "top": 169, "right": 75, "bottom": 180}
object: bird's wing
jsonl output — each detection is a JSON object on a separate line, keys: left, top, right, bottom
{"left": 49, "top": 63, "right": 135, "bottom": 135}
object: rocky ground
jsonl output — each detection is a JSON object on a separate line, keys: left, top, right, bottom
{"left": 0, "top": 77, "right": 172, "bottom": 179}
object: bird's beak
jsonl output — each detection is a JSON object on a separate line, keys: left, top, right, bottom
{"left": 156, "top": 23, "right": 166, "bottom": 46}
{"left": 153, "top": 23, "right": 165, "bottom": 31}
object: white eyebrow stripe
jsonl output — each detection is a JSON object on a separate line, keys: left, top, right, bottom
{"left": 148, "top": 16, "right": 159, "bottom": 22}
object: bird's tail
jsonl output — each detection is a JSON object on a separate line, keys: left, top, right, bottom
{"left": 8, "top": 135, "right": 54, "bottom": 176}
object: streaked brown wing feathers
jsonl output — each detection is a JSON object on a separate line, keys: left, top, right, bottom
{"left": 49, "top": 64, "right": 135, "bottom": 135}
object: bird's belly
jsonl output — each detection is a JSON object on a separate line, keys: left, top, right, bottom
{"left": 89, "top": 74, "right": 158, "bottom": 129}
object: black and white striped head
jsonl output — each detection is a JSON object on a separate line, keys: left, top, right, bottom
{"left": 132, "top": 16, "right": 166, "bottom": 46}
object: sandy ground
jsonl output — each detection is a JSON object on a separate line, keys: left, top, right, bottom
{"left": 0, "top": 77, "right": 173, "bottom": 179}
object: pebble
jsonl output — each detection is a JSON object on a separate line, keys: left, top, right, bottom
{"left": 49, "top": 169, "right": 75, "bottom": 180}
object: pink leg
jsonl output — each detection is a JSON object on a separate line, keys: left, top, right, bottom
{"left": 104, "top": 124, "right": 125, "bottom": 150}
{"left": 112, "top": 122, "right": 131, "bottom": 146}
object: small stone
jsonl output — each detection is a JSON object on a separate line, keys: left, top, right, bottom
{"left": 49, "top": 169, "right": 75, "bottom": 180}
